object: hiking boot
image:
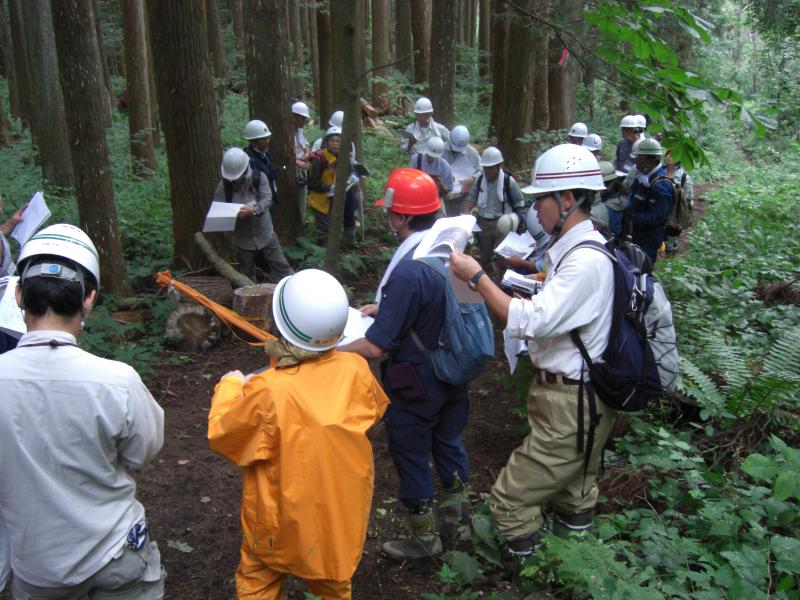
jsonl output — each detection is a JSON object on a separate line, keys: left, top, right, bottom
{"left": 552, "top": 509, "right": 594, "bottom": 538}
{"left": 382, "top": 509, "right": 443, "bottom": 559}
{"left": 438, "top": 490, "right": 471, "bottom": 541}
{"left": 505, "top": 531, "right": 543, "bottom": 558}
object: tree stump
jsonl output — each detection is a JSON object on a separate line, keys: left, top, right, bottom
{"left": 167, "top": 275, "right": 234, "bottom": 307}
{"left": 233, "top": 283, "right": 276, "bottom": 330}
{"left": 164, "top": 304, "right": 222, "bottom": 351}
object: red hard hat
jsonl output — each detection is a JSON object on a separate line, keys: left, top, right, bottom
{"left": 375, "top": 168, "right": 441, "bottom": 215}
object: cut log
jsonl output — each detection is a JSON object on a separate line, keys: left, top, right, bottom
{"left": 233, "top": 283, "right": 276, "bottom": 329}
{"left": 167, "top": 275, "right": 234, "bottom": 307}
{"left": 194, "top": 231, "right": 254, "bottom": 288}
{"left": 164, "top": 304, "right": 222, "bottom": 351}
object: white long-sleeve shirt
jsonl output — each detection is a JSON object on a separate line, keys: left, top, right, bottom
{"left": 506, "top": 220, "right": 614, "bottom": 380}
{"left": 0, "top": 330, "right": 164, "bottom": 587}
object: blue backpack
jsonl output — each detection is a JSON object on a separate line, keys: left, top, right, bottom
{"left": 411, "top": 257, "right": 495, "bottom": 386}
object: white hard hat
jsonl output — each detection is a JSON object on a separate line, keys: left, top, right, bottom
{"left": 496, "top": 213, "right": 519, "bottom": 236}
{"left": 525, "top": 205, "right": 551, "bottom": 248}
{"left": 630, "top": 138, "right": 643, "bottom": 158}
{"left": 634, "top": 114, "right": 647, "bottom": 129}
{"left": 450, "top": 125, "right": 470, "bottom": 151}
{"left": 325, "top": 125, "right": 342, "bottom": 137}
{"left": 634, "top": 137, "right": 662, "bottom": 157}
{"left": 221, "top": 147, "right": 250, "bottom": 180}
{"left": 521, "top": 143, "right": 605, "bottom": 195}
{"left": 620, "top": 115, "right": 638, "bottom": 129}
{"left": 424, "top": 136, "right": 445, "bottom": 158}
{"left": 244, "top": 119, "right": 271, "bottom": 140}
{"left": 291, "top": 101, "right": 310, "bottom": 118}
{"left": 480, "top": 146, "right": 504, "bottom": 167}
{"left": 329, "top": 110, "right": 344, "bottom": 128}
{"left": 583, "top": 133, "right": 603, "bottom": 152}
{"left": 272, "top": 269, "right": 349, "bottom": 352}
{"left": 18, "top": 223, "right": 100, "bottom": 286}
{"left": 568, "top": 122, "right": 588, "bottom": 138}
{"left": 413, "top": 97, "right": 433, "bottom": 114}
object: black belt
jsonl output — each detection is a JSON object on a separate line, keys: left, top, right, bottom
{"left": 538, "top": 371, "right": 581, "bottom": 386}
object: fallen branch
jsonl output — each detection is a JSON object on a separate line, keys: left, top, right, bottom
{"left": 194, "top": 232, "right": 254, "bottom": 288}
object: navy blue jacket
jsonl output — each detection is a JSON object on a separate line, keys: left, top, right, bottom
{"left": 244, "top": 145, "right": 279, "bottom": 201}
{"left": 628, "top": 164, "right": 673, "bottom": 262}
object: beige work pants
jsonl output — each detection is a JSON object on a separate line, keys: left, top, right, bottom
{"left": 490, "top": 379, "right": 617, "bottom": 540}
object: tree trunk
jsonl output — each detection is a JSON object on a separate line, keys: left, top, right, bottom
{"left": 497, "top": 0, "right": 534, "bottom": 167}
{"left": 0, "top": 0, "right": 21, "bottom": 121}
{"left": 230, "top": 0, "right": 244, "bottom": 69}
{"left": 245, "top": 0, "right": 303, "bottom": 244}
{"left": 467, "top": 0, "right": 476, "bottom": 48}
{"left": 316, "top": 5, "right": 333, "bottom": 124}
{"left": 206, "top": 0, "right": 227, "bottom": 118}
{"left": 531, "top": 0, "right": 549, "bottom": 130}
{"left": 299, "top": 0, "right": 310, "bottom": 51}
{"left": 308, "top": 2, "right": 320, "bottom": 109}
{"left": 428, "top": 0, "right": 456, "bottom": 127}
{"left": 21, "top": 0, "right": 74, "bottom": 188}
{"left": 371, "top": 0, "right": 390, "bottom": 107}
{"left": 489, "top": 0, "right": 508, "bottom": 136}
{"left": 325, "top": 0, "right": 359, "bottom": 274}
{"left": 92, "top": 0, "right": 114, "bottom": 127}
{"left": 143, "top": 2, "right": 160, "bottom": 147}
{"left": 410, "top": 0, "right": 428, "bottom": 83}
{"left": 50, "top": 0, "right": 131, "bottom": 297}
{"left": 547, "top": 0, "right": 580, "bottom": 130}
{"left": 121, "top": 0, "right": 156, "bottom": 176}
{"left": 395, "top": 0, "right": 413, "bottom": 76}
{"left": 147, "top": 0, "right": 223, "bottom": 269}
{"left": 478, "top": 0, "right": 490, "bottom": 78}
{"left": 354, "top": 0, "right": 367, "bottom": 97}
{"left": 8, "top": 0, "right": 32, "bottom": 129}
{"left": 288, "top": 0, "right": 304, "bottom": 97}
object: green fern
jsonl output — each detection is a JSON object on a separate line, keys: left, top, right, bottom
{"left": 678, "top": 356, "right": 727, "bottom": 415}
{"left": 762, "top": 326, "right": 800, "bottom": 383}
{"left": 698, "top": 330, "right": 751, "bottom": 392}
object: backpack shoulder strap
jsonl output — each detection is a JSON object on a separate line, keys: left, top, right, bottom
{"left": 476, "top": 173, "right": 484, "bottom": 194}
{"left": 554, "top": 240, "right": 615, "bottom": 274}
{"left": 224, "top": 179, "right": 233, "bottom": 203}
{"left": 680, "top": 171, "right": 688, "bottom": 188}
{"left": 417, "top": 153, "right": 422, "bottom": 170}
{"left": 416, "top": 256, "right": 448, "bottom": 279}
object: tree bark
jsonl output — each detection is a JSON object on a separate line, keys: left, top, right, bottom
{"left": 50, "top": 0, "right": 131, "bottom": 296}
{"left": 395, "top": 0, "right": 413, "bottom": 76}
{"left": 316, "top": 5, "right": 333, "bottom": 124}
{"left": 143, "top": 2, "right": 160, "bottom": 147}
{"left": 21, "top": 0, "right": 74, "bottom": 187}
{"left": 0, "top": 0, "right": 21, "bottom": 121}
{"left": 147, "top": 0, "right": 223, "bottom": 269}
{"left": 428, "top": 0, "right": 457, "bottom": 127}
{"left": 371, "top": 0, "right": 390, "bottom": 107}
{"left": 298, "top": 0, "right": 310, "bottom": 50}
{"left": 354, "top": 0, "right": 367, "bottom": 97}
{"left": 489, "top": 0, "right": 508, "bottom": 136}
{"left": 547, "top": 0, "right": 580, "bottom": 130}
{"left": 498, "top": 0, "right": 535, "bottom": 167}
{"left": 467, "top": 0, "right": 476, "bottom": 48}
{"left": 92, "top": 0, "right": 114, "bottom": 127}
{"left": 531, "top": 0, "right": 549, "bottom": 130}
{"left": 325, "top": 0, "right": 359, "bottom": 274}
{"left": 288, "top": 0, "right": 304, "bottom": 97}
{"left": 230, "top": 0, "right": 245, "bottom": 69}
{"left": 478, "top": 0, "right": 490, "bottom": 78}
{"left": 245, "top": 0, "right": 303, "bottom": 244}
{"left": 308, "top": 2, "right": 320, "bottom": 109}
{"left": 121, "top": 0, "right": 156, "bottom": 176}
{"left": 410, "top": 0, "right": 429, "bottom": 83}
{"left": 8, "top": 0, "right": 32, "bottom": 129}
{"left": 206, "top": 0, "right": 227, "bottom": 118}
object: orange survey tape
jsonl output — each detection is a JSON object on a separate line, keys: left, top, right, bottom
{"left": 156, "top": 271, "right": 276, "bottom": 346}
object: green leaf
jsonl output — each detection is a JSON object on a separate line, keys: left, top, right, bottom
{"left": 167, "top": 539, "right": 193, "bottom": 553}
{"left": 442, "top": 550, "right": 481, "bottom": 587}
{"left": 773, "top": 471, "right": 800, "bottom": 501}
{"left": 741, "top": 453, "right": 779, "bottom": 482}
{"left": 772, "top": 536, "right": 800, "bottom": 574}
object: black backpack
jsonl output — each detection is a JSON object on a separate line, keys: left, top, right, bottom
{"left": 475, "top": 169, "right": 513, "bottom": 208}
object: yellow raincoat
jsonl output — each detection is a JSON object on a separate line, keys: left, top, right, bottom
{"left": 208, "top": 350, "right": 389, "bottom": 582}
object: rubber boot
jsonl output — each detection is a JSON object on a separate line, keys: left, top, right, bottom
{"left": 552, "top": 508, "right": 594, "bottom": 538}
{"left": 382, "top": 509, "right": 443, "bottom": 559}
{"left": 438, "top": 491, "right": 471, "bottom": 541}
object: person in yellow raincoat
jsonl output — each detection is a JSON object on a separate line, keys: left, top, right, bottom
{"left": 208, "top": 269, "right": 389, "bottom": 599}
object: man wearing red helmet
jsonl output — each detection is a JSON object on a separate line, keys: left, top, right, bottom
{"left": 340, "top": 168, "right": 471, "bottom": 560}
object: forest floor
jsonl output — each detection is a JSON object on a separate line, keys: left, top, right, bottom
{"left": 0, "top": 194, "right": 716, "bottom": 600}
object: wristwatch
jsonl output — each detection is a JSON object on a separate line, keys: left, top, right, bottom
{"left": 468, "top": 269, "right": 486, "bottom": 291}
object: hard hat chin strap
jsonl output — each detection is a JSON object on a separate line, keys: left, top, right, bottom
{"left": 545, "top": 190, "right": 588, "bottom": 251}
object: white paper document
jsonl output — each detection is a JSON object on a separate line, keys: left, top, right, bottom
{"left": 11, "top": 192, "right": 50, "bottom": 247}
{"left": 503, "top": 326, "right": 527, "bottom": 375}
{"left": 413, "top": 215, "right": 476, "bottom": 260}
{"left": 338, "top": 307, "right": 374, "bottom": 346}
{"left": 494, "top": 231, "right": 535, "bottom": 259}
{"left": 0, "top": 277, "right": 25, "bottom": 338}
{"left": 501, "top": 269, "right": 543, "bottom": 296}
{"left": 203, "top": 202, "right": 241, "bottom": 233}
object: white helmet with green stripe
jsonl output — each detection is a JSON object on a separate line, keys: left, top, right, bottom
{"left": 272, "top": 269, "right": 349, "bottom": 352}
{"left": 18, "top": 223, "right": 100, "bottom": 286}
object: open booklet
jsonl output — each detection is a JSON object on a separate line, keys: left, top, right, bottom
{"left": 0, "top": 276, "right": 25, "bottom": 338}
{"left": 501, "top": 269, "right": 543, "bottom": 296}
{"left": 337, "top": 307, "right": 374, "bottom": 346}
{"left": 494, "top": 231, "right": 535, "bottom": 260}
{"left": 412, "top": 215, "right": 477, "bottom": 260}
